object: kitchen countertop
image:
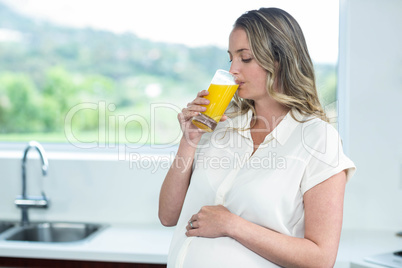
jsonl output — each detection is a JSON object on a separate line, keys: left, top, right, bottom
{"left": 0, "top": 226, "right": 401, "bottom": 267}
{"left": 0, "top": 223, "right": 175, "bottom": 264}
{"left": 338, "top": 229, "right": 402, "bottom": 268}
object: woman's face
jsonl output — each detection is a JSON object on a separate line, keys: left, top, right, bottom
{"left": 228, "top": 28, "right": 269, "bottom": 101}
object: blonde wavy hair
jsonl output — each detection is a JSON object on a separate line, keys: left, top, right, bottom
{"left": 228, "top": 7, "right": 329, "bottom": 124}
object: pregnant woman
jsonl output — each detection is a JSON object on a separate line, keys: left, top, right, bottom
{"left": 159, "top": 7, "right": 356, "bottom": 268}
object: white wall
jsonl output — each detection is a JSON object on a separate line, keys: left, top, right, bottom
{"left": 340, "top": 0, "right": 402, "bottom": 230}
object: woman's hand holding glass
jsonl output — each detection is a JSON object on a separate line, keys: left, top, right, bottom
{"left": 178, "top": 90, "right": 227, "bottom": 146}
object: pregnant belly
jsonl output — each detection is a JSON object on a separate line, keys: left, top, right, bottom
{"left": 181, "top": 236, "right": 280, "bottom": 268}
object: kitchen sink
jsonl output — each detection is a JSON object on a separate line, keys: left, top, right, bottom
{"left": 2, "top": 222, "right": 106, "bottom": 243}
{"left": 0, "top": 221, "right": 17, "bottom": 234}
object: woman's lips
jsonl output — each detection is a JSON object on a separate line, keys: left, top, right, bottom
{"left": 237, "top": 82, "right": 244, "bottom": 89}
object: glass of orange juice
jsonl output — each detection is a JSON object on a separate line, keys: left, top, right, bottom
{"left": 192, "top": 69, "right": 239, "bottom": 132}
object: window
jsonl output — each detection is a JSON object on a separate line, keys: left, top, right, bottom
{"left": 0, "top": 0, "right": 339, "bottom": 149}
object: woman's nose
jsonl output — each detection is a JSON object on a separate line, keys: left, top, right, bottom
{"left": 229, "top": 69, "right": 240, "bottom": 84}
{"left": 229, "top": 62, "right": 239, "bottom": 77}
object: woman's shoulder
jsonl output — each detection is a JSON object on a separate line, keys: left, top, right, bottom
{"left": 296, "top": 111, "right": 338, "bottom": 137}
{"left": 292, "top": 111, "right": 341, "bottom": 150}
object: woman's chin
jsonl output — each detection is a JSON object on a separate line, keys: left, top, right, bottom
{"left": 237, "top": 90, "right": 248, "bottom": 99}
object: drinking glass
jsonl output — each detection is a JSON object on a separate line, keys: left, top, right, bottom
{"left": 191, "top": 69, "right": 238, "bottom": 132}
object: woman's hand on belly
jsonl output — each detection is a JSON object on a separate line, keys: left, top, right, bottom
{"left": 186, "top": 205, "right": 236, "bottom": 238}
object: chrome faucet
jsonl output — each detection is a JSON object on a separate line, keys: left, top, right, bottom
{"left": 15, "top": 141, "right": 49, "bottom": 226}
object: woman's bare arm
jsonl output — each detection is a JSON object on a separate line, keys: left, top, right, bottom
{"left": 158, "top": 90, "right": 212, "bottom": 226}
{"left": 158, "top": 138, "right": 198, "bottom": 226}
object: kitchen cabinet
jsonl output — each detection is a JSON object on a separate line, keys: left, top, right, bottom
{"left": 0, "top": 226, "right": 174, "bottom": 268}
{"left": 0, "top": 257, "right": 166, "bottom": 268}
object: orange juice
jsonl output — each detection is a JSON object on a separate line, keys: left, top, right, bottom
{"left": 192, "top": 83, "right": 238, "bottom": 132}
{"left": 203, "top": 83, "right": 239, "bottom": 121}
